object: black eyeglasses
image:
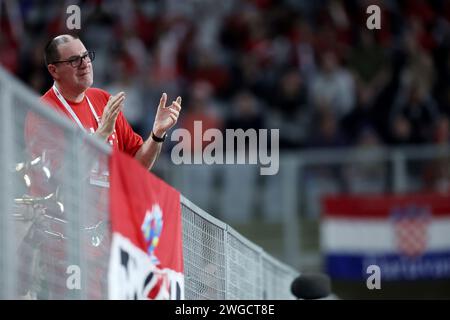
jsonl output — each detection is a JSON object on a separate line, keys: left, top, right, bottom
{"left": 51, "top": 51, "right": 95, "bottom": 68}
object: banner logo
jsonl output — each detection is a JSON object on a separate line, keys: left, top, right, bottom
{"left": 391, "top": 205, "right": 431, "bottom": 258}
{"left": 141, "top": 204, "right": 164, "bottom": 265}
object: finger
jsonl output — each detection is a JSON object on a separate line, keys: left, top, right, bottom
{"left": 169, "top": 114, "right": 177, "bottom": 122}
{"left": 109, "top": 92, "right": 123, "bottom": 104}
{"left": 176, "top": 96, "right": 182, "bottom": 105}
{"left": 169, "top": 108, "right": 179, "bottom": 118}
{"left": 112, "top": 94, "right": 126, "bottom": 105}
{"left": 114, "top": 91, "right": 125, "bottom": 99}
{"left": 112, "top": 103, "right": 123, "bottom": 117}
{"left": 109, "top": 107, "right": 121, "bottom": 123}
{"left": 111, "top": 112, "right": 120, "bottom": 123}
{"left": 158, "top": 92, "right": 167, "bottom": 110}
{"left": 169, "top": 101, "right": 181, "bottom": 112}
{"left": 104, "top": 103, "right": 120, "bottom": 122}
{"left": 114, "top": 96, "right": 126, "bottom": 107}
{"left": 108, "top": 92, "right": 125, "bottom": 108}
{"left": 106, "top": 101, "right": 122, "bottom": 118}
{"left": 108, "top": 96, "right": 125, "bottom": 114}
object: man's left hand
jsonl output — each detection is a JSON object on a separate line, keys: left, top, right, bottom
{"left": 152, "top": 93, "right": 182, "bottom": 138}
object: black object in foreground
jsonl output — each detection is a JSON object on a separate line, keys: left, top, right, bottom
{"left": 291, "top": 273, "right": 331, "bottom": 299}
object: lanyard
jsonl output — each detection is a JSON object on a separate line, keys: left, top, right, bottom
{"left": 52, "top": 84, "right": 100, "bottom": 132}
{"left": 53, "top": 84, "right": 112, "bottom": 187}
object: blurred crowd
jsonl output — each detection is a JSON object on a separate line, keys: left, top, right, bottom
{"left": 1, "top": 0, "right": 450, "bottom": 221}
{"left": 1, "top": 0, "right": 449, "bottom": 150}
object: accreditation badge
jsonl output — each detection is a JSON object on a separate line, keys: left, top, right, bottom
{"left": 89, "top": 158, "right": 110, "bottom": 188}
{"left": 89, "top": 168, "right": 110, "bottom": 188}
{"left": 87, "top": 129, "right": 116, "bottom": 188}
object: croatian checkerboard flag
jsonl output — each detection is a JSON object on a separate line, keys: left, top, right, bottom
{"left": 321, "top": 194, "right": 450, "bottom": 280}
{"left": 108, "top": 149, "right": 184, "bottom": 299}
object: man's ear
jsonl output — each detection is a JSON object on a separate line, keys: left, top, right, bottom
{"left": 47, "top": 64, "right": 58, "bottom": 80}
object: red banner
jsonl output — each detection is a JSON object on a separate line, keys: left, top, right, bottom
{"left": 108, "top": 149, "right": 184, "bottom": 299}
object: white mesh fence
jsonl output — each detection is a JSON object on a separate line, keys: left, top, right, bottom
{"left": 226, "top": 227, "right": 263, "bottom": 299}
{"left": 0, "top": 66, "right": 298, "bottom": 300}
{"left": 180, "top": 197, "right": 227, "bottom": 300}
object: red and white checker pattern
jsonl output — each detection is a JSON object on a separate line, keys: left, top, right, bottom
{"left": 394, "top": 215, "right": 430, "bottom": 257}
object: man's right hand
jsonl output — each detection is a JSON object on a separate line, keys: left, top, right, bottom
{"left": 95, "top": 92, "right": 125, "bottom": 141}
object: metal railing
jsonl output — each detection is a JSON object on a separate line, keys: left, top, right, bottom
{"left": 181, "top": 196, "right": 298, "bottom": 299}
{"left": 0, "top": 66, "right": 298, "bottom": 299}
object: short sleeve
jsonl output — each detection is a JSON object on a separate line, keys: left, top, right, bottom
{"left": 116, "top": 112, "right": 144, "bottom": 156}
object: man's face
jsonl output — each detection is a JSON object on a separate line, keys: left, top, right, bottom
{"left": 52, "top": 39, "right": 93, "bottom": 93}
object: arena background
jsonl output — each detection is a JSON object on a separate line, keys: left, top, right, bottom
{"left": 1, "top": 0, "right": 450, "bottom": 299}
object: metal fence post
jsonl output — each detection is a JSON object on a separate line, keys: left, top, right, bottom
{"left": 0, "top": 73, "right": 16, "bottom": 299}
{"left": 63, "top": 129, "right": 82, "bottom": 299}
{"left": 223, "top": 225, "right": 229, "bottom": 300}
{"left": 281, "top": 155, "right": 301, "bottom": 267}
{"left": 392, "top": 150, "right": 407, "bottom": 193}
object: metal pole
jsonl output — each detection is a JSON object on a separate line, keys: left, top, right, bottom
{"left": 0, "top": 74, "right": 16, "bottom": 298}
{"left": 223, "top": 226, "right": 229, "bottom": 300}
{"left": 281, "top": 156, "right": 301, "bottom": 267}
{"left": 64, "top": 129, "right": 83, "bottom": 299}
{"left": 392, "top": 150, "right": 407, "bottom": 193}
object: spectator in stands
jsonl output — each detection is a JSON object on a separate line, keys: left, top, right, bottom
{"left": 178, "top": 81, "right": 223, "bottom": 152}
{"left": 1, "top": 0, "right": 450, "bottom": 221}
{"left": 225, "top": 90, "right": 264, "bottom": 132}
{"left": 434, "top": 115, "right": 450, "bottom": 145}
{"left": 341, "top": 84, "right": 380, "bottom": 144}
{"left": 343, "top": 127, "right": 387, "bottom": 194}
{"left": 26, "top": 34, "right": 182, "bottom": 171}
{"left": 348, "top": 29, "right": 390, "bottom": 109}
{"left": 1, "top": 0, "right": 448, "bottom": 152}
{"left": 176, "top": 81, "right": 222, "bottom": 211}
{"left": 421, "top": 115, "right": 450, "bottom": 193}
{"left": 105, "top": 53, "right": 147, "bottom": 137}
{"left": 307, "top": 108, "right": 348, "bottom": 149}
{"left": 390, "top": 81, "right": 440, "bottom": 145}
{"left": 304, "top": 108, "right": 348, "bottom": 219}
{"left": 0, "top": 33, "right": 19, "bottom": 74}
{"left": 433, "top": 115, "right": 450, "bottom": 190}
{"left": 221, "top": 91, "right": 264, "bottom": 222}
{"left": 310, "top": 50, "right": 356, "bottom": 121}
{"left": 269, "top": 68, "right": 311, "bottom": 149}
